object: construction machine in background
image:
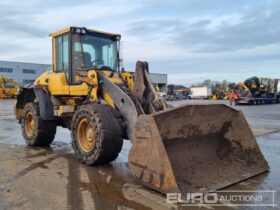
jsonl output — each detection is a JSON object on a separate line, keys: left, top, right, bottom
{"left": 0, "top": 76, "right": 20, "bottom": 99}
{"left": 235, "top": 76, "right": 280, "bottom": 105}
{"left": 211, "top": 82, "right": 236, "bottom": 100}
{"left": 166, "top": 84, "right": 190, "bottom": 100}
{"left": 14, "top": 27, "right": 269, "bottom": 194}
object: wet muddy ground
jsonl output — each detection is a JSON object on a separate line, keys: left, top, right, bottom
{"left": 0, "top": 99, "right": 279, "bottom": 210}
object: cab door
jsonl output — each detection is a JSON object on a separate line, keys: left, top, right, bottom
{"left": 68, "top": 33, "right": 89, "bottom": 96}
{"left": 50, "top": 33, "right": 70, "bottom": 95}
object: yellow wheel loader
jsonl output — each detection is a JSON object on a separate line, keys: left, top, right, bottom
{"left": 15, "top": 27, "right": 269, "bottom": 194}
{"left": 0, "top": 76, "right": 20, "bottom": 99}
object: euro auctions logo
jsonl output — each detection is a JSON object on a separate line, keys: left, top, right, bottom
{"left": 166, "top": 190, "right": 278, "bottom": 207}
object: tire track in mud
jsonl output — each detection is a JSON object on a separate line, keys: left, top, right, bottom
{"left": 0, "top": 142, "right": 82, "bottom": 210}
{"left": 0, "top": 142, "right": 72, "bottom": 188}
{"left": 23, "top": 149, "right": 54, "bottom": 158}
{"left": 0, "top": 153, "right": 61, "bottom": 209}
{"left": 4, "top": 155, "right": 59, "bottom": 184}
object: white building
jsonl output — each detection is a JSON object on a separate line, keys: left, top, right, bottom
{"left": 0, "top": 61, "right": 50, "bottom": 85}
{"left": 0, "top": 61, "right": 168, "bottom": 91}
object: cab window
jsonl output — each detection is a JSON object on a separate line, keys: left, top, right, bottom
{"left": 56, "top": 34, "right": 70, "bottom": 81}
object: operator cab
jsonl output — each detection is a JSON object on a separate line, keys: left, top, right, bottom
{"left": 50, "top": 27, "right": 121, "bottom": 84}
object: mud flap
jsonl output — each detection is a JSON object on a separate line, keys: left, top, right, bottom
{"left": 34, "top": 88, "right": 55, "bottom": 120}
{"left": 128, "top": 104, "right": 269, "bottom": 194}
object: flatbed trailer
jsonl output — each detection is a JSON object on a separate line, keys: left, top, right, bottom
{"left": 236, "top": 95, "right": 280, "bottom": 105}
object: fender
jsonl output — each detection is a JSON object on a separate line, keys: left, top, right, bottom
{"left": 15, "top": 85, "right": 55, "bottom": 121}
{"left": 34, "top": 86, "right": 55, "bottom": 120}
{"left": 15, "top": 84, "right": 36, "bottom": 121}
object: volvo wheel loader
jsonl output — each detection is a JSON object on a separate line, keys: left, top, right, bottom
{"left": 15, "top": 27, "right": 269, "bottom": 194}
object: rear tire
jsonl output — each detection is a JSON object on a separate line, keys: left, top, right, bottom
{"left": 22, "top": 102, "right": 56, "bottom": 146}
{"left": 71, "top": 104, "right": 124, "bottom": 165}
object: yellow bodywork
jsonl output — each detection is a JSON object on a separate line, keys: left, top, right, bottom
{"left": 35, "top": 72, "right": 69, "bottom": 95}
{"left": 120, "top": 72, "right": 135, "bottom": 93}
{"left": 35, "top": 70, "right": 98, "bottom": 96}
{"left": 34, "top": 68, "right": 134, "bottom": 108}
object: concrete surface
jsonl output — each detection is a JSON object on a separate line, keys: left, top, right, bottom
{"left": 0, "top": 99, "right": 279, "bottom": 210}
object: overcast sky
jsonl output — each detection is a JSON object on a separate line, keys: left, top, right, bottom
{"left": 0, "top": 0, "right": 279, "bottom": 86}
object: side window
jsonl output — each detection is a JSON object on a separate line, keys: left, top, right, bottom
{"left": 56, "top": 34, "right": 69, "bottom": 81}
{"left": 56, "top": 36, "right": 62, "bottom": 70}
{"left": 102, "top": 44, "right": 114, "bottom": 68}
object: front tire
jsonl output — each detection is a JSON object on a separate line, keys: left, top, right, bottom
{"left": 71, "top": 104, "right": 124, "bottom": 165}
{"left": 22, "top": 102, "right": 56, "bottom": 146}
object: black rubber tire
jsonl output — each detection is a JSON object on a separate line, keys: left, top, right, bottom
{"left": 71, "top": 104, "right": 124, "bottom": 166}
{"left": 21, "top": 102, "right": 57, "bottom": 146}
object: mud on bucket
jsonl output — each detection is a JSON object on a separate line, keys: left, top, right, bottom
{"left": 128, "top": 104, "right": 269, "bottom": 194}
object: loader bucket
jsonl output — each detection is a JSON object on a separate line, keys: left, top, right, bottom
{"left": 128, "top": 104, "right": 269, "bottom": 194}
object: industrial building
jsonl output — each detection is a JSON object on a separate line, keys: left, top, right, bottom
{"left": 149, "top": 73, "right": 168, "bottom": 92}
{"left": 0, "top": 61, "right": 50, "bottom": 85}
{"left": 0, "top": 61, "right": 168, "bottom": 90}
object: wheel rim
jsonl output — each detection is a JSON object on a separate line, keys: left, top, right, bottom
{"left": 25, "top": 112, "right": 35, "bottom": 137}
{"left": 77, "top": 117, "right": 96, "bottom": 153}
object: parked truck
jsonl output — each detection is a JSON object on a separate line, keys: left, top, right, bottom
{"left": 190, "top": 86, "right": 212, "bottom": 99}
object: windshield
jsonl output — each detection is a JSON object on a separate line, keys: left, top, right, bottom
{"left": 72, "top": 33, "right": 119, "bottom": 71}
